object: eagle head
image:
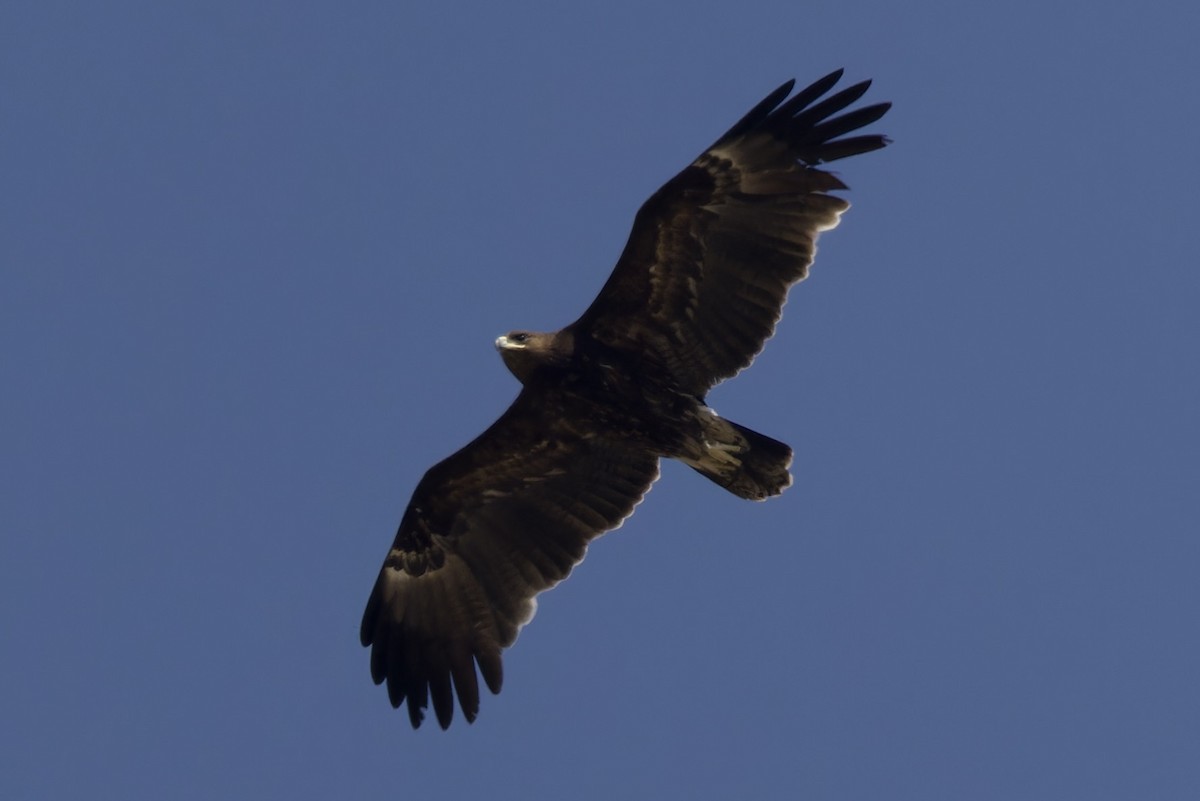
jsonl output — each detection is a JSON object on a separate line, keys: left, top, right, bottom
{"left": 495, "top": 330, "right": 571, "bottom": 384}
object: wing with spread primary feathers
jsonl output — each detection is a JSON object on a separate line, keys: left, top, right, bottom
{"left": 360, "top": 389, "right": 660, "bottom": 729}
{"left": 571, "top": 69, "right": 890, "bottom": 395}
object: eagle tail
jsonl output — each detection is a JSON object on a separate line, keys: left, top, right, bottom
{"left": 682, "top": 413, "right": 793, "bottom": 501}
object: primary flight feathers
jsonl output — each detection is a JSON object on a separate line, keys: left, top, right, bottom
{"left": 361, "top": 69, "right": 891, "bottom": 729}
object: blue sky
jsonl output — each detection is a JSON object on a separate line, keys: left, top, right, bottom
{"left": 3, "top": 1, "right": 1198, "bottom": 798}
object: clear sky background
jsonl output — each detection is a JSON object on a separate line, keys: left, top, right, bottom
{"left": 4, "top": 2, "right": 1198, "bottom": 799}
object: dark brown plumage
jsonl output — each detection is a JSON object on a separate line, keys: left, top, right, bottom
{"left": 361, "top": 69, "right": 891, "bottom": 728}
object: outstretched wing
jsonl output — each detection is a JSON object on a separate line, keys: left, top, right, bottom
{"left": 360, "top": 388, "right": 660, "bottom": 729}
{"left": 571, "top": 69, "right": 891, "bottom": 395}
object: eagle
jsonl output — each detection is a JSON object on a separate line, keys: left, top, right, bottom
{"left": 361, "top": 69, "right": 890, "bottom": 729}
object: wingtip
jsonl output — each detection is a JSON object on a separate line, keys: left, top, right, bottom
{"left": 822, "top": 67, "right": 846, "bottom": 84}
{"left": 435, "top": 707, "right": 453, "bottom": 730}
{"left": 407, "top": 700, "right": 426, "bottom": 729}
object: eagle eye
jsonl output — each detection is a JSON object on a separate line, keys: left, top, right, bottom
{"left": 511, "top": 333, "right": 529, "bottom": 344}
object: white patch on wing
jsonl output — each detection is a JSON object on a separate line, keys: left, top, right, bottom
{"left": 526, "top": 468, "right": 566, "bottom": 483}
{"left": 379, "top": 568, "right": 412, "bottom": 619}
{"left": 516, "top": 598, "right": 538, "bottom": 634}
{"left": 815, "top": 201, "right": 850, "bottom": 232}
{"left": 706, "top": 146, "right": 739, "bottom": 165}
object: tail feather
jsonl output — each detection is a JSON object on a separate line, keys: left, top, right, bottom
{"left": 681, "top": 413, "right": 793, "bottom": 501}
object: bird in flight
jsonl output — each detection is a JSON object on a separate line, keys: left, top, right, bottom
{"left": 361, "top": 69, "right": 891, "bottom": 728}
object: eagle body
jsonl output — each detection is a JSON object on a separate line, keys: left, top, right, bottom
{"left": 362, "top": 70, "right": 891, "bottom": 728}
{"left": 496, "top": 328, "right": 793, "bottom": 500}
